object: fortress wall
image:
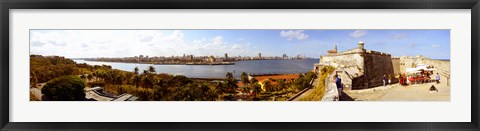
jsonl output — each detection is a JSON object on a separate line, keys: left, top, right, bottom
{"left": 392, "top": 58, "right": 400, "bottom": 75}
{"left": 320, "top": 53, "right": 364, "bottom": 68}
{"left": 399, "top": 56, "right": 428, "bottom": 74}
{"left": 319, "top": 53, "right": 365, "bottom": 90}
{"left": 357, "top": 53, "right": 394, "bottom": 89}
{"left": 339, "top": 48, "right": 363, "bottom": 54}
{"left": 319, "top": 52, "right": 394, "bottom": 90}
{"left": 398, "top": 57, "right": 450, "bottom": 85}
{"left": 424, "top": 59, "right": 450, "bottom": 74}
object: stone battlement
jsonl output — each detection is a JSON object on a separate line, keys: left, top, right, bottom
{"left": 326, "top": 48, "right": 390, "bottom": 57}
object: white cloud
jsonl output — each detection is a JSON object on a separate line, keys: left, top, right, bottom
{"left": 432, "top": 44, "right": 440, "bottom": 48}
{"left": 30, "top": 30, "right": 255, "bottom": 58}
{"left": 191, "top": 36, "right": 254, "bottom": 56}
{"left": 280, "top": 30, "right": 309, "bottom": 41}
{"left": 349, "top": 30, "right": 367, "bottom": 38}
{"left": 31, "top": 31, "right": 68, "bottom": 47}
{"left": 391, "top": 33, "right": 408, "bottom": 40}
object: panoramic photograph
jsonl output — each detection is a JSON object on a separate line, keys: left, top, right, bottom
{"left": 29, "top": 29, "right": 450, "bottom": 101}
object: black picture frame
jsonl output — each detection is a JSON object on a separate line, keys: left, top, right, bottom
{"left": 1, "top": 0, "right": 478, "bottom": 131}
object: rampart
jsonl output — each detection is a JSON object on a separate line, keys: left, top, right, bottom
{"left": 315, "top": 42, "right": 394, "bottom": 90}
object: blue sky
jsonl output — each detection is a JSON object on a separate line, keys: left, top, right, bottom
{"left": 30, "top": 29, "right": 450, "bottom": 59}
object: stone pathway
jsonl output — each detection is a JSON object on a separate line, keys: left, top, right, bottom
{"left": 343, "top": 77, "right": 450, "bottom": 101}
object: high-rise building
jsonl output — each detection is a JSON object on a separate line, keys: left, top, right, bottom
{"left": 224, "top": 53, "right": 228, "bottom": 59}
{"left": 283, "top": 54, "right": 287, "bottom": 58}
{"left": 258, "top": 53, "right": 262, "bottom": 58}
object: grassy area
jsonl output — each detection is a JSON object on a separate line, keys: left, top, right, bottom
{"left": 299, "top": 66, "right": 335, "bottom": 101}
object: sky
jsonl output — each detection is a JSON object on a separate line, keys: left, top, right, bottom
{"left": 30, "top": 29, "right": 450, "bottom": 59}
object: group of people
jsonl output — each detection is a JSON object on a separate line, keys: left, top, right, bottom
{"left": 406, "top": 71, "right": 441, "bottom": 85}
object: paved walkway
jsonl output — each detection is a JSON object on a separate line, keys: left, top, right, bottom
{"left": 292, "top": 87, "right": 314, "bottom": 101}
{"left": 344, "top": 77, "right": 450, "bottom": 101}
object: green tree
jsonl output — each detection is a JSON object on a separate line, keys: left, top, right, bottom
{"left": 133, "top": 75, "right": 141, "bottom": 88}
{"left": 41, "top": 75, "right": 86, "bottom": 101}
{"left": 242, "top": 86, "right": 250, "bottom": 94}
{"left": 87, "top": 74, "right": 93, "bottom": 81}
{"left": 263, "top": 80, "right": 272, "bottom": 92}
{"left": 251, "top": 83, "right": 262, "bottom": 96}
{"left": 80, "top": 74, "right": 86, "bottom": 80}
{"left": 240, "top": 72, "right": 250, "bottom": 86}
{"left": 205, "top": 85, "right": 219, "bottom": 101}
{"left": 134, "top": 66, "right": 139, "bottom": 75}
{"left": 226, "top": 72, "right": 234, "bottom": 80}
{"left": 277, "top": 79, "right": 286, "bottom": 91}
{"left": 225, "top": 72, "right": 237, "bottom": 92}
{"left": 250, "top": 78, "right": 258, "bottom": 85}
{"left": 148, "top": 66, "right": 156, "bottom": 73}
{"left": 141, "top": 74, "right": 157, "bottom": 88}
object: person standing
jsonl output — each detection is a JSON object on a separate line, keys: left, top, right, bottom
{"left": 334, "top": 74, "right": 343, "bottom": 100}
{"left": 436, "top": 73, "right": 441, "bottom": 84}
{"left": 383, "top": 74, "right": 387, "bottom": 86}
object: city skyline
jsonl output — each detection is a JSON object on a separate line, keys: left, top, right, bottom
{"left": 30, "top": 29, "right": 450, "bottom": 59}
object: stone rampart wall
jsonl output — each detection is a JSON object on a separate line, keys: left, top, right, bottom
{"left": 392, "top": 58, "right": 400, "bottom": 75}
{"left": 356, "top": 53, "right": 394, "bottom": 89}
{"left": 320, "top": 53, "right": 364, "bottom": 68}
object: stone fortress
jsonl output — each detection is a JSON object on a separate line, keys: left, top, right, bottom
{"left": 314, "top": 41, "right": 394, "bottom": 90}
{"left": 313, "top": 41, "right": 450, "bottom": 90}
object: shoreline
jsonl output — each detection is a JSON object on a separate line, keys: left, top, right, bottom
{"left": 73, "top": 59, "right": 315, "bottom": 79}
{"left": 74, "top": 59, "right": 318, "bottom": 65}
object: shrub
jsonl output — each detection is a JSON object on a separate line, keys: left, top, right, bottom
{"left": 41, "top": 75, "right": 86, "bottom": 101}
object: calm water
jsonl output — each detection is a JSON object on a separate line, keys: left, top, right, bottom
{"left": 74, "top": 59, "right": 319, "bottom": 79}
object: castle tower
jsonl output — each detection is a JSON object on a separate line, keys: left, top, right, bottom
{"left": 358, "top": 41, "right": 365, "bottom": 50}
